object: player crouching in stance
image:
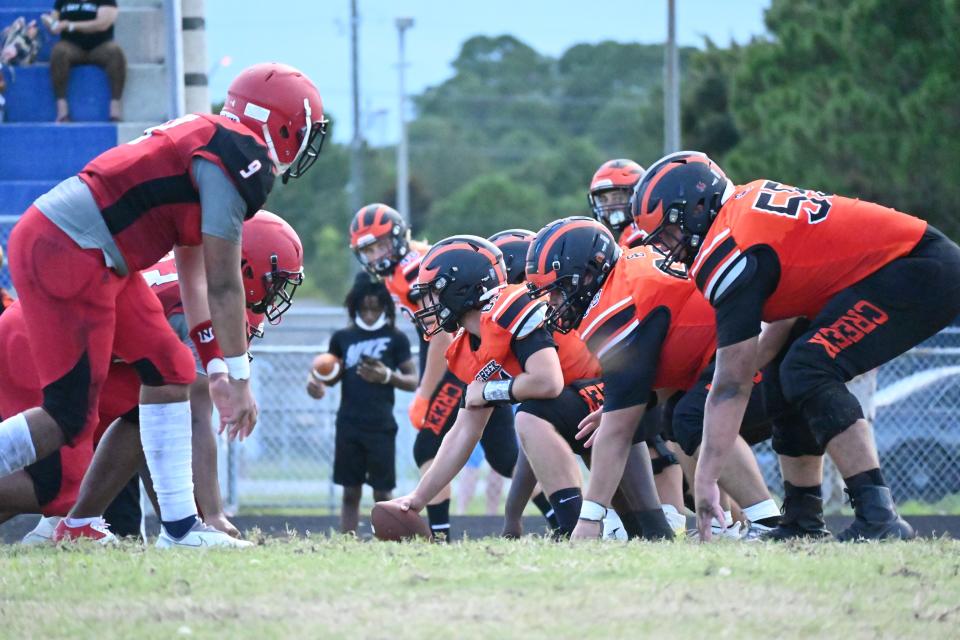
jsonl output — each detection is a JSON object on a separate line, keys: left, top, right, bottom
{"left": 389, "top": 236, "right": 670, "bottom": 539}
{"left": 526, "top": 217, "right": 782, "bottom": 540}
{"left": 0, "top": 62, "right": 326, "bottom": 546}
{"left": 0, "top": 211, "right": 304, "bottom": 547}
{"left": 633, "top": 152, "right": 960, "bottom": 541}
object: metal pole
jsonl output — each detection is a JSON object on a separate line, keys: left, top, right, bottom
{"left": 395, "top": 18, "right": 414, "bottom": 223}
{"left": 664, "top": 0, "right": 680, "bottom": 153}
{"left": 181, "top": 0, "right": 209, "bottom": 113}
{"left": 348, "top": 0, "right": 364, "bottom": 218}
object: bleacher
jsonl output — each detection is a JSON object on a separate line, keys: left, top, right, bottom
{"left": 0, "top": 0, "right": 172, "bottom": 289}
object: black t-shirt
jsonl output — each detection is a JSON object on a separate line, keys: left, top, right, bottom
{"left": 329, "top": 323, "right": 412, "bottom": 430}
{"left": 55, "top": 0, "right": 117, "bottom": 51}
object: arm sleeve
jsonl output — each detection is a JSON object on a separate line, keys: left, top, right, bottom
{"left": 192, "top": 158, "right": 247, "bottom": 244}
{"left": 711, "top": 247, "right": 780, "bottom": 348}
{"left": 328, "top": 330, "right": 344, "bottom": 359}
{"left": 511, "top": 327, "right": 558, "bottom": 369}
{"left": 600, "top": 307, "right": 669, "bottom": 412}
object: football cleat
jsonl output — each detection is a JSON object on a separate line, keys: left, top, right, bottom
{"left": 156, "top": 520, "right": 254, "bottom": 549}
{"left": 836, "top": 485, "right": 915, "bottom": 542}
{"left": 602, "top": 509, "right": 628, "bottom": 541}
{"left": 21, "top": 516, "right": 62, "bottom": 545}
{"left": 53, "top": 517, "right": 118, "bottom": 545}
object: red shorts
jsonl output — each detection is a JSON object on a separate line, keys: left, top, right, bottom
{"left": 0, "top": 301, "right": 142, "bottom": 516}
{"left": 7, "top": 206, "right": 195, "bottom": 444}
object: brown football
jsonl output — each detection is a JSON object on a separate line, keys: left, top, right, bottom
{"left": 311, "top": 352, "right": 342, "bottom": 384}
{"left": 371, "top": 502, "right": 431, "bottom": 541}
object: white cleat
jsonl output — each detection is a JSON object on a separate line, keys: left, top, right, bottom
{"left": 741, "top": 521, "right": 776, "bottom": 541}
{"left": 602, "top": 509, "right": 628, "bottom": 541}
{"left": 156, "top": 519, "right": 254, "bottom": 549}
{"left": 21, "top": 516, "right": 62, "bottom": 545}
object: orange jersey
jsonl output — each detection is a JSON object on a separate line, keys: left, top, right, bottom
{"left": 578, "top": 248, "right": 716, "bottom": 391}
{"left": 383, "top": 240, "right": 429, "bottom": 319}
{"left": 618, "top": 223, "right": 646, "bottom": 249}
{"left": 446, "top": 284, "right": 601, "bottom": 385}
{"left": 689, "top": 180, "right": 927, "bottom": 321}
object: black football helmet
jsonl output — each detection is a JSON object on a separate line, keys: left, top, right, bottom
{"left": 349, "top": 203, "right": 410, "bottom": 276}
{"left": 488, "top": 228, "right": 536, "bottom": 285}
{"left": 412, "top": 236, "right": 508, "bottom": 336}
{"left": 525, "top": 217, "right": 620, "bottom": 334}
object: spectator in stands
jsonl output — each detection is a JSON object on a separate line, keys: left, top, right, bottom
{"left": 0, "top": 245, "right": 14, "bottom": 315}
{"left": 306, "top": 273, "right": 418, "bottom": 535}
{"left": 43, "top": 1, "right": 125, "bottom": 122}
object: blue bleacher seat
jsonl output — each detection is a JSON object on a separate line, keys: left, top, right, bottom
{"left": 2, "top": 64, "right": 110, "bottom": 122}
{"left": 0, "top": 180, "right": 59, "bottom": 216}
{"left": 0, "top": 123, "right": 115, "bottom": 181}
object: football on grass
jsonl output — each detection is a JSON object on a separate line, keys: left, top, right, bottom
{"left": 371, "top": 502, "right": 431, "bottom": 541}
{"left": 311, "top": 352, "right": 342, "bottom": 384}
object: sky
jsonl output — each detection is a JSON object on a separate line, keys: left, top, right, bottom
{"left": 205, "top": 0, "right": 771, "bottom": 146}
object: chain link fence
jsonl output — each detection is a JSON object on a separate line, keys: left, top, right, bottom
{"left": 232, "top": 309, "right": 960, "bottom": 512}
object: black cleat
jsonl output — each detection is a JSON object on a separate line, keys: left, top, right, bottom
{"left": 836, "top": 485, "right": 915, "bottom": 542}
{"left": 761, "top": 484, "right": 831, "bottom": 541}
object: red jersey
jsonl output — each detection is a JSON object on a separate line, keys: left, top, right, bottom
{"left": 578, "top": 248, "right": 715, "bottom": 391}
{"left": 383, "top": 240, "right": 429, "bottom": 318}
{"left": 140, "top": 253, "right": 183, "bottom": 319}
{"left": 446, "top": 284, "right": 601, "bottom": 385}
{"left": 689, "top": 180, "right": 927, "bottom": 321}
{"left": 79, "top": 113, "right": 274, "bottom": 272}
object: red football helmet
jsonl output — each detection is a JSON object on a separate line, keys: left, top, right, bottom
{"left": 588, "top": 159, "right": 645, "bottom": 233}
{"left": 222, "top": 63, "right": 328, "bottom": 183}
{"left": 241, "top": 210, "right": 304, "bottom": 323}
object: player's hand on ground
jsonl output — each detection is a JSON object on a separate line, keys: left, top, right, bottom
{"left": 205, "top": 512, "right": 241, "bottom": 538}
{"left": 576, "top": 407, "right": 602, "bottom": 447}
{"left": 571, "top": 519, "right": 602, "bottom": 541}
{"left": 305, "top": 376, "right": 326, "bottom": 399}
{"left": 210, "top": 374, "right": 258, "bottom": 441}
{"left": 464, "top": 380, "right": 489, "bottom": 408}
{"left": 357, "top": 358, "right": 389, "bottom": 384}
{"left": 694, "top": 476, "right": 725, "bottom": 543}
{"left": 408, "top": 392, "right": 429, "bottom": 428}
{"left": 390, "top": 493, "right": 425, "bottom": 514}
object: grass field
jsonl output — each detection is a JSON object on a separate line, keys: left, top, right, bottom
{"left": 1, "top": 536, "right": 958, "bottom": 639}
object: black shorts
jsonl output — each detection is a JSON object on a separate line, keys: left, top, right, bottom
{"left": 412, "top": 404, "right": 517, "bottom": 478}
{"left": 782, "top": 226, "right": 960, "bottom": 400}
{"left": 517, "top": 380, "right": 645, "bottom": 458}
{"left": 334, "top": 425, "right": 397, "bottom": 491}
{"left": 669, "top": 363, "right": 773, "bottom": 456}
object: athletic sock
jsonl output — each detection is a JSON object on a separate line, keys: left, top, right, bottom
{"left": 0, "top": 413, "right": 37, "bottom": 476}
{"left": 785, "top": 481, "right": 822, "bottom": 498}
{"left": 548, "top": 487, "right": 582, "bottom": 538}
{"left": 532, "top": 491, "right": 559, "bottom": 530}
{"left": 427, "top": 499, "right": 451, "bottom": 542}
{"left": 742, "top": 499, "right": 781, "bottom": 527}
{"left": 844, "top": 468, "right": 886, "bottom": 492}
{"left": 139, "top": 401, "right": 198, "bottom": 526}
{"left": 163, "top": 514, "right": 198, "bottom": 539}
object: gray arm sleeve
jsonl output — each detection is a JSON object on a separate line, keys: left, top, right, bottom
{"left": 192, "top": 157, "right": 246, "bottom": 244}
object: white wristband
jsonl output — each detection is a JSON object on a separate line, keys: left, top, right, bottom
{"left": 225, "top": 355, "right": 251, "bottom": 380}
{"left": 206, "top": 357, "right": 228, "bottom": 376}
{"left": 383, "top": 369, "right": 393, "bottom": 385}
{"left": 579, "top": 500, "right": 607, "bottom": 522}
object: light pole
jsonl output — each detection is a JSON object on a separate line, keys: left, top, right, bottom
{"left": 395, "top": 17, "right": 414, "bottom": 224}
{"left": 348, "top": 0, "right": 364, "bottom": 220}
{"left": 663, "top": 0, "right": 680, "bottom": 153}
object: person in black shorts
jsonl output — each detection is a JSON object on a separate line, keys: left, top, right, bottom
{"left": 307, "top": 273, "right": 417, "bottom": 535}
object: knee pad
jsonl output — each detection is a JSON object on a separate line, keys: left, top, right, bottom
{"left": 797, "top": 383, "right": 864, "bottom": 448}
{"left": 42, "top": 353, "right": 93, "bottom": 443}
{"left": 771, "top": 410, "right": 827, "bottom": 457}
{"left": 648, "top": 435, "right": 678, "bottom": 475}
